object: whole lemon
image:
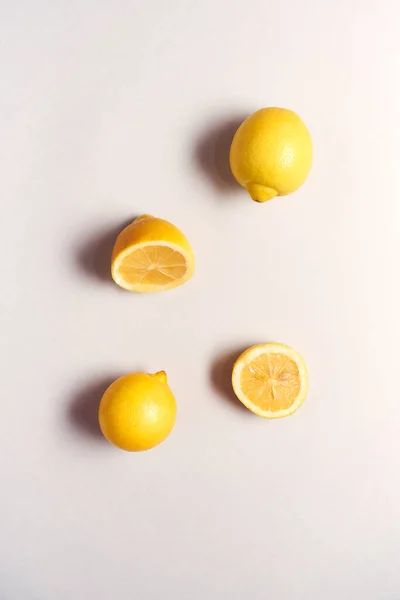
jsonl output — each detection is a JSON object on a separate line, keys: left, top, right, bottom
{"left": 230, "top": 107, "right": 312, "bottom": 203}
{"left": 98, "top": 371, "right": 177, "bottom": 451}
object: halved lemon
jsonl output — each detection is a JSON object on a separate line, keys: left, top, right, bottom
{"left": 232, "top": 343, "right": 308, "bottom": 418}
{"left": 111, "top": 215, "right": 195, "bottom": 293}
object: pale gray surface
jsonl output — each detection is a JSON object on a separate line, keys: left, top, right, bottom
{"left": 1, "top": 1, "right": 400, "bottom": 598}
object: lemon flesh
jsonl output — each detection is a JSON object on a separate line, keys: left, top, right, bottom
{"left": 111, "top": 215, "right": 194, "bottom": 293}
{"left": 230, "top": 107, "right": 312, "bottom": 202}
{"left": 232, "top": 343, "right": 308, "bottom": 418}
{"left": 98, "top": 371, "right": 177, "bottom": 451}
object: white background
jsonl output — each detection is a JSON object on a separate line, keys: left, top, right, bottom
{"left": 1, "top": 1, "right": 400, "bottom": 598}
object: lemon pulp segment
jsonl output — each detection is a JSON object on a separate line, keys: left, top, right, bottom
{"left": 115, "top": 243, "right": 188, "bottom": 288}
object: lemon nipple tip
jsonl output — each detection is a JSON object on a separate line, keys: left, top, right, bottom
{"left": 246, "top": 183, "right": 278, "bottom": 203}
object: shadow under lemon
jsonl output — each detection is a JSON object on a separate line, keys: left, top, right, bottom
{"left": 193, "top": 114, "right": 249, "bottom": 195}
{"left": 210, "top": 347, "right": 255, "bottom": 414}
{"left": 75, "top": 217, "right": 135, "bottom": 284}
{"left": 67, "top": 376, "right": 118, "bottom": 442}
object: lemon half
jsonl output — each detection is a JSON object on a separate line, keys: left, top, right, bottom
{"left": 111, "top": 215, "right": 194, "bottom": 293}
{"left": 232, "top": 343, "right": 308, "bottom": 418}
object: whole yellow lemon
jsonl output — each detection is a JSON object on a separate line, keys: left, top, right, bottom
{"left": 230, "top": 107, "right": 312, "bottom": 203}
{"left": 98, "top": 371, "right": 177, "bottom": 451}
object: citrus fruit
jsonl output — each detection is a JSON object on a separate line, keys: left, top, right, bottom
{"left": 232, "top": 343, "right": 308, "bottom": 418}
{"left": 98, "top": 371, "right": 177, "bottom": 451}
{"left": 230, "top": 107, "right": 312, "bottom": 202}
{"left": 111, "top": 215, "right": 194, "bottom": 292}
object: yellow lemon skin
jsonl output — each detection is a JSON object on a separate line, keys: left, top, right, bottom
{"left": 230, "top": 108, "right": 312, "bottom": 202}
{"left": 98, "top": 371, "right": 177, "bottom": 452}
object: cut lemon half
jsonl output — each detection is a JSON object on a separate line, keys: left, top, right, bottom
{"left": 232, "top": 343, "right": 308, "bottom": 418}
{"left": 111, "top": 215, "right": 195, "bottom": 293}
